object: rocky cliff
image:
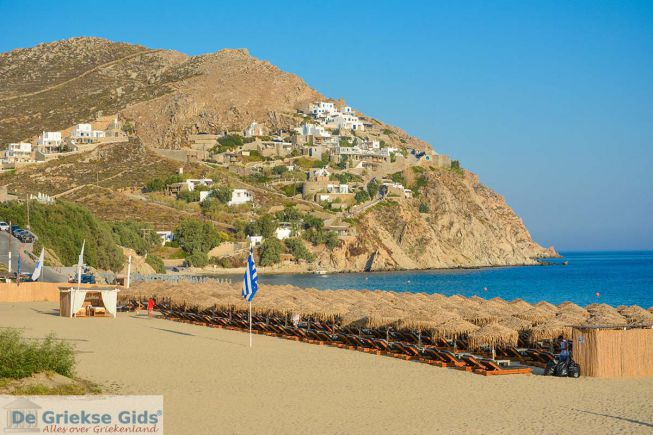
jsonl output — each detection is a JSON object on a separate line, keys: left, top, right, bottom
{"left": 314, "top": 169, "right": 554, "bottom": 271}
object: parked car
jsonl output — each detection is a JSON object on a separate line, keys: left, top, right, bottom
{"left": 0, "top": 221, "right": 9, "bottom": 231}
{"left": 10, "top": 225, "right": 22, "bottom": 236}
{"left": 15, "top": 230, "right": 35, "bottom": 243}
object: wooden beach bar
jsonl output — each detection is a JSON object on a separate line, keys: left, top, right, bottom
{"left": 572, "top": 325, "right": 653, "bottom": 378}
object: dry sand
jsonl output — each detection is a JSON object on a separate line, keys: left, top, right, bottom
{"left": 1, "top": 302, "right": 652, "bottom": 434}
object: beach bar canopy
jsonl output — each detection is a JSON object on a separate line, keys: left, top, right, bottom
{"left": 572, "top": 325, "right": 653, "bottom": 378}
{"left": 59, "top": 287, "right": 120, "bottom": 318}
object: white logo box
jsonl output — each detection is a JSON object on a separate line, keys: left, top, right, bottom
{"left": 0, "top": 395, "right": 163, "bottom": 433}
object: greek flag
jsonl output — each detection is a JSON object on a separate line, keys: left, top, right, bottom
{"left": 242, "top": 247, "right": 259, "bottom": 302}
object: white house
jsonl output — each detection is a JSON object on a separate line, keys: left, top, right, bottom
{"left": 156, "top": 231, "right": 174, "bottom": 246}
{"left": 185, "top": 178, "right": 213, "bottom": 192}
{"left": 308, "top": 101, "right": 337, "bottom": 118}
{"left": 275, "top": 226, "right": 292, "bottom": 240}
{"left": 295, "top": 123, "right": 331, "bottom": 138}
{"left": 227, "top": 189, "right": 252, "bottom": 206}
{"left": 248, "top": 235, "right": 263, "bottom": 245}
{"left": 92, "top": 130, "right": 105, "bottom": 139}
{"left": 5, "top": 142, "right": 32, "bottom": 160}
{"left": 70, "top": 124, "right": 93, "bottom": 139}
{"left": 244, "top": 121, "right": 266, "bottom": 137}
{"left": 199, "top": 191, "right": 211, "bottom": 203}
{"left": 37, "top": 131, "right": 62, "bottom": 153}
{"left": 327, "top": 184, "right": 350, "bottom": 194}
{"left": 325, "top": 112, "right": 365, "bottom": 131}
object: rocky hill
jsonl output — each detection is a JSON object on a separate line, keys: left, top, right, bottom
{"left": 0, "top": 37, "right": 554, "bottom": 271}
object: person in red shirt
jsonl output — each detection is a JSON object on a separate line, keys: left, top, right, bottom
{"left": 147, "top": 297, "right": 155, "bottom": 319}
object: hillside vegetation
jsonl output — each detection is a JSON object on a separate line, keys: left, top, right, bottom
{"left": 0, "top": 201, "right": 124, "bottom": 271}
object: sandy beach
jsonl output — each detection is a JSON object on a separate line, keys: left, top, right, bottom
{"left": 1, "top": 302, "right": 652, "bottom": 434}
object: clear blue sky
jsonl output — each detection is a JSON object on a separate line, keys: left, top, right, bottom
{"left": 1, "top": 0, "right": 651, "bottom": 251}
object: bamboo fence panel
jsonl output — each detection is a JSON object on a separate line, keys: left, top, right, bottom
{"left": 573, "top": 327, "right": 653, "bottom": 378}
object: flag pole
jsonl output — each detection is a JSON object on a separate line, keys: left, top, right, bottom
{"left": 249, "top": 301, "right": 252, "bottom": 348}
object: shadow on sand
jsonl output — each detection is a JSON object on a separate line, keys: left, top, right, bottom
{"left": 573, "top": 409, "right": 653, "bottom": 428}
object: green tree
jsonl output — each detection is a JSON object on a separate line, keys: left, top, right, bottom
{"left": 174, "top": 219, "right": 222, "bottom": 256}
{"left": 111, "top": 221, "right": 160, "bottom": 256}
{"left": 187, "top": 251, "right": 209, "bottom": 267}
{"left": 419, "top": 203, "right": 430, "bottom": 213}
{"left": 259, "top": 238, "right": 283, "bottom": 266}
{"left": 284, "top": 238, "right": 315, "bottom": 262}
{"left": 145, "top": 178, "right": 165, "bottom": 192}
{"left": 324, "top": 231, "right": 340, "bottom": 249}
{"left": 355, "top": 190, "right": 371, "bottom": 204}
{"left": 257, "top": 214, "right": 278, "bottom": 238}
{"left": 145, "top": 254, "right": 166, "bottom": 274}
{"left": 367, "top": 179, "right": 379, "bottom": 198}
{"left": 303, "top": 214, "right": 324, "bottom": 231}
{"left": 211, "top": 187, "right": 233, "bottom": 204}
{"left": 272, "top": 165, "right": 288, "bottom": 175}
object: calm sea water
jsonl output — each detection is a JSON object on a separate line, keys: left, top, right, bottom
{"left": 260, "top": 251, "right": 653, "bottom": 308}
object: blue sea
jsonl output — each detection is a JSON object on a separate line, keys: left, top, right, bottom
{"left": 261, "top": 251, "right": 653, "bottom": 308}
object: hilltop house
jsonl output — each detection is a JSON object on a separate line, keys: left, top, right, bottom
{"left": 244, "top": 121, "right": 266, "bottom": 137}
{"left": 227, "top": 189, "right": 252, "bottom": 206}
{"left": 295, "top": 123, "right": 331, "bottom": 138}
{"left": 275, "top": 224, "right": 292, "bottom": 240}
{"left": 5, "top": 142, "right": 33, "bottom": 162}
{"left": 70, "top": 124, "right": 105, "bottom": 144}
{"left": 308, "top": 102, "right": 337, "bottom": 118}
{"left": 37, "top": 131, "right": 62, "bottom": 153}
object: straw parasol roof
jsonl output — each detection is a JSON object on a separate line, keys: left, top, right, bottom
{"left": 534, "top": 301, "right": 558, "bottom": 312}
{"left": 530, "top": 319, "right": 573, "bottom": 343}
{"left": 433, "top": 318, "right": 479, "bottom": 338}
{"left": 558, "top": 302, "right": 589, "bottom": 318}
{"left": 457, "top": 306, "right": 498, "bottom": 326}
{"left": 514, "top": 307, "right": 556, "bottom": 323}
{"left": 467, "top": 323, "right": 518, "bottom": 350}
{"left": 586, "top": 303, "right": 621, "bottom": 317}
{"left": 616, "top": 306, "right": 653, "bottom": 324}
{"left": 498, "top": 316, "right": 533, "bottom": 332}
{"left": 584, "top": 312, "right": 628, "bottom": 326}
{"left": 339, "top": 309, "right": 370, "bottom": 328}
{"left": 509, "top": 298, "right": 533, "bottom": 312}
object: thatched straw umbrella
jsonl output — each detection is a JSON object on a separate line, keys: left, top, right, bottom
{"left": 514, "top": 307, "right": 556, "bottom": 324}
{"left": 585, "top": 312, "right": 628, "bottom": 326}
{"left": 509, "top": 298, "right": 533, "bottom": 312}
{"left": 617, "top": 306, "right": 653, "bottom": 325}
{"left": 586, "top": 303, "right": 621, "bottom": 317}
{"left": 340, "top": 309, "right": 369, "bottom": 328}
{"left": 457, "top": 306, "right": 498, "bottom": 326}
{"left": 558, "top": 302, "right": 589, "bottom": 318}
{"left": 432, "top": 318, "right": 479, "bottom": 352}
{"left": 530, "top": 319, "right": 573, "bottom": 345}
{"left": 498, "top": 316, "right": 533, "bottom": 332}
{"left": 467, "top": 323, "right": 519, "bottom": 358}
{"left": 555, "top": 312, "right": 588, "bottom": 326}
{"left": 534, "top": 301, "right": 558, "bottom": 312}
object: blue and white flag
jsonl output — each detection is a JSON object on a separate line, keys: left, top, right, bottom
{"left": 242, "top": 247, "right": 259, "bottom": 302}
{"left": 31, "top": 248, "right": 45, "bottom": 281}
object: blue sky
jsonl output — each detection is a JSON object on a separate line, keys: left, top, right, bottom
{"left": 1, "top": 0, "right": 651, "bottom": 250}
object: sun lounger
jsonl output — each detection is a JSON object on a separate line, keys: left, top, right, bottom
{"left": 476, "top": 358, "right": 532, "bottom": 376}
{"left": 438, "top": 350, "right": 468, "bottom": 368}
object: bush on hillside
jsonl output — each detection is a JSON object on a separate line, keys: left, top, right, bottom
{"left": 284, "top": 238, "right": 315, "bottom": 262}
{"left": 111, "top": 221, "right": 160, "bottom": 256}
{"left": 145, "top": 254, "right": 166, "bottom": 274}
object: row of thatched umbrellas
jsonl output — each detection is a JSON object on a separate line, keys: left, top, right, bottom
{"left": 128, "top": 282, "right": 653, "bottom": 351}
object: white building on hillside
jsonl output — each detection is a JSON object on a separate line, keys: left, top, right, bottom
{"left": 70, "top": 124, "right": 105, "bottom": 143}
{"left": 5, "top": 142, "right": 32, "bottom": 161}
{"left": 227, "top": 189, "right": 252, "bottom": 206}
{"left": 244, "top": 121, "right": 266, "bottom": 137}
{"left": 308, "top": 102, "right": 337, "bottom": 118}
{"left": 70, "top": 124, "right": 93, "bottom": 139}
{"left": 275, "top": 226, "right": 292, "bottom": 240}
{"left": 327, "top": 184, "right": 350, "bottom": 194}
{"left": 185, "top": 178, "right": 214, "bottom": 191}
{"left": 295, "top": 123, "right": 331, "bottom": 138}
{"left": 37, "top": 131, "right": 62, "bottom": 153}
{"left": 325, "top": 112, "right": 365, "bottom": 131}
